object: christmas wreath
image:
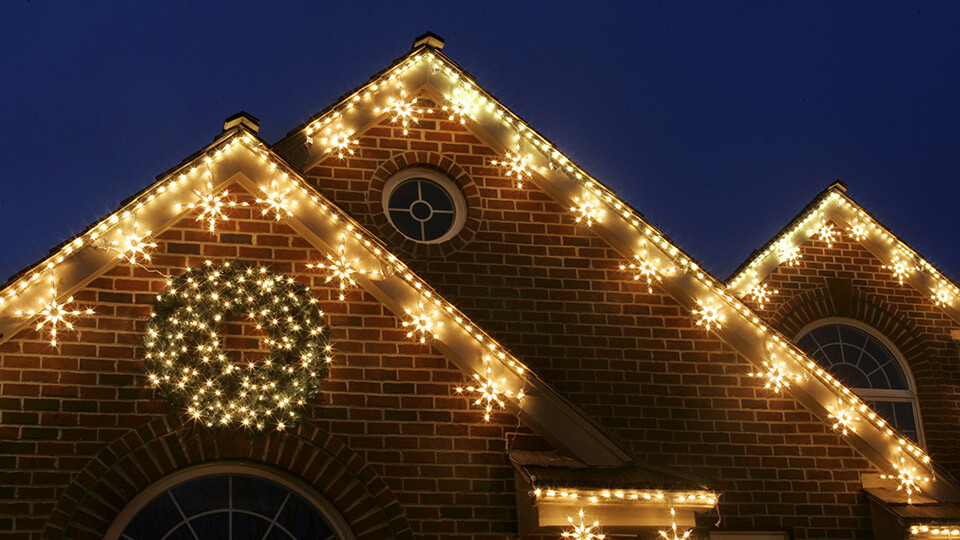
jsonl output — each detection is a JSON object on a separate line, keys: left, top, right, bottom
{"left": 145, "top": 260, "right": 330, "bottom": 431}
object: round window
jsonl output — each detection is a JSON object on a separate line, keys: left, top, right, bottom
{"left": 382, "top": 168, "right": 466, "bottom": 243}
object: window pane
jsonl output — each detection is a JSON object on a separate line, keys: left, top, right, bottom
{"left": 386, "top": 180, "right": 419, "bottom": 209}
{"left": 170, "top": 475, "right": 228, "bottom": 517}
{"left": 190, "top": 513, "right": 229, "bottom": 540}
{"left": 419, "top": 180, "right": 454, "bottom": 211}
{"left": 388, "top": 210, "right": 423, "bottom": 241}
{"left": 869, "top": 401, "right": 919, "bottom": 444}
{"left": 423, "top": 212, "right": 455, "bottom": 241}
{"left": 797, "top": 324, "right": 908, "bottom": 391}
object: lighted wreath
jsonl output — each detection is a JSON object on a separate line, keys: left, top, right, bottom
{"left": 145, "top": 261, "right": 330, "bottom": 431}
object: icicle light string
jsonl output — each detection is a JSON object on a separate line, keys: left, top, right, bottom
{"left": 533, "top": 488, "right": 717, "bottom": 507}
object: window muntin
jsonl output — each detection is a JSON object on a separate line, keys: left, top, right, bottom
{"left": 795, "top": 320, "right": 923, "bottom": 445}
{"left": 118, "top": 474, "right": 340, "bottom": 540}
{"left": 382, "top": 167, "right": 465, "bottom": 244}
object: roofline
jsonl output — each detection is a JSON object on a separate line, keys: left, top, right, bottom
{"left": 264, "top": 43, "right": 948, "bottom": 488}
{"left": 0, "top": 121, "right": 638, "bottom": 468}
{"left": 725, "top": 181, "right": 847, "bottom": 283}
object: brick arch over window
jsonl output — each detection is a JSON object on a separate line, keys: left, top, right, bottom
{"left": 368, "top": 151, "right": 482, "bottom": 258}
{"left": 42, "top": 416, "right": 411, "bottom": 540}
{"left": 774, "top": 281, "right": 930, "bottom": 372}
{"left": 772, "top": 280, "right": 939, "bottom": 412}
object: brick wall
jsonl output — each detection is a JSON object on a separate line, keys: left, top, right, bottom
{"left": 0, "top": 185, "right": 549, "bottom": 539}
{"left": 748, "top": 223, "right": 960, "bottom": 477}
{"left": 297, "top": 96, "right": 918, "bottom": 538}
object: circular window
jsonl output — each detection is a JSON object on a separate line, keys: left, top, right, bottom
{"left": 382, "top": 167, "right": 466, "bottom": 243}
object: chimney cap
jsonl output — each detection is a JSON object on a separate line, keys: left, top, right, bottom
{"left": 412, "top": 32, "right": 445, "bottom": 51}
{"left": 827, "top": 180, "right": 848, "bottom": 193}
{"left": 223, "top": 111, "right": 260, "bottom": 133}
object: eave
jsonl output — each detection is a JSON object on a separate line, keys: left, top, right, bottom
{"left": 726, "top": 183, "right": 960, "bottom": 329}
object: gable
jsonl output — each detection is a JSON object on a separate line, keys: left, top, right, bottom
{"left": 268, "top": 42, "right": 950, "bottom": 505}
{"left": 733, "top": 211, "right": 960, "bottom": 477}
{"left": 0, "top": 126, "right": 638, "bottom": 464}
{"left": 278, "top": 81, "right": 903, "bottom": 536}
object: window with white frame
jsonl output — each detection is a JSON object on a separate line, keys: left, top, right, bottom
{"left": 381, "top": 167, "right": 466, "bottom": 244}
{"left": 795, "top": 319, "right": 924, "bottom": 446}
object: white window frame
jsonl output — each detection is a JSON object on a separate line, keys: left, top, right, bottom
{"left": 795, "top": 317, "right": 925, "bottom": 447}
{"left": 104, "top": 461, "right": 356, "bottom": 540}
{"left": 381, "top": 166, "right": 467, "bottom": 244}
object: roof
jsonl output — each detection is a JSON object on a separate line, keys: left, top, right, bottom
{"left": 267, "top": 34, "right": 947, "bottom": 495}
{"left": 3, "top": 33, "right": 958, "bottom": 509}
{"left": 725, "top": 181, "right": 960, "bottom": 330}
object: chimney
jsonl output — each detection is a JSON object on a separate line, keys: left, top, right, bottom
{"left": 412, "top": 32, "right": 445, "bottom": 51}
{"left": 223, "top": 111, "right": 260, "bottom": 134}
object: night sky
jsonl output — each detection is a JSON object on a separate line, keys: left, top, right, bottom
{"left": 2, "top": 3, "right": 959, "bottom": 284}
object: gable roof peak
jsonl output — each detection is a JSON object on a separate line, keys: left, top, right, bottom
{"left": 827, "top": 179, "right": 847, "bottom": 193}
{"left": 412, "top": 31, "right": 445, "bottom": 51}
{"left": 223, "top": 111, "right": 260, "bottom": 134}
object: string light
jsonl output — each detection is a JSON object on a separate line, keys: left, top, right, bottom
{"left": 491, "top": 150, "right": 534, "bottom": 189}
{"left": 747, "top": 282, "right": 777, "bottom": 309}
{"left": 880, "top": 451, "right": 931, "bottom": 504}
{"left": 561, "top": 509, "right": 605, "bottom": 540}
{"left": 815, "top": 222, "right": 840, "bottom": 248}
{"left": 321, "top": 124, "right": 359, "bottom": 159}
{"left": 307, "top": 233, "right": 377, "bottom": 300}
{"left": 402, "top": 300, "right": 443, "bottom": 343}
{"left": 375, "top": 89, "right": 431, "bottom": 135}
{"left": 779, "top": 243, "right": 802, "bottom": 266}
{"left": 533, "top": 488, "right": 716, "bottom": 506}
{"left": 0, "top": 46, "right": 941, "bottom": 484}
{"left": 110, "top": 224, "right": 157, "bottom": 264}
{"left": 912, "top": 526, "right": 960, "bottom": 537}
{"left": 827, "top": 397, "right": 859, "bottom": 436}
{"left": 572, "top": 195, "right": 604, "bottom": 226}
{"left": 847, "top": 220, "right": 869, "bottom": 241}
{"left": 442, "top": 86, "right": 478, "bottom": 124}
{"left": 456, "top": 360, "right": 524, "bottom": 421}
{"left": 658, "top": 508, "right": 692, "bottom": 540}
{"left": 932, "top": 286, "right": 953, "bottom": 308}
{"left": 145, "top": 261, "right": 328, "bottom": 431}
{"left": 15, "top": 281, "right": 93, "bottom": 347}
{"left": 620, "top": 250, "right": 668, "bottom": 293}
{"left": 256, "top": 180, "right": 297, "bottom": 220}
{"left": 693, "top": 299, "right": 724, "bottom": 331}
{"left": 885, "top": 253, "right": 916, "bottom": 285}
{"left": 749, "top": 354, "right": 796, "bottom": 393}
{"left": 177, "top": 182, "right": 248, "bottom": 232}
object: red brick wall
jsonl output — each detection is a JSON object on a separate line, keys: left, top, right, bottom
{"left": 297, "top": 97, "right": 919, "bottom": 538}
{"left": 0, "top": 185, "right": 548, "bottom": 539}
{"left": 747, "top": 221, "right": 960, "bottom": 477}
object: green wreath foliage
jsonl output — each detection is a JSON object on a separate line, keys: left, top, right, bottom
{"left": 145, "top": 260, "right": 329, "bottom": 431}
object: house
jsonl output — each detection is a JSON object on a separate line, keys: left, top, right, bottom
{"left": 2, "top": 32, "right": 960, "bottom": 539}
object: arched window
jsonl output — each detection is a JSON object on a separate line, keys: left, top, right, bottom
{"left": 795, "top": 319, "right": 924, "bottom": 446}
{"left": 106, "top": 463, "right": 353, "bottom": 540}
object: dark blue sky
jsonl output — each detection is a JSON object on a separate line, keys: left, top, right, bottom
{"left": 2, "top": 2, "right": 958, "bottom": 283}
